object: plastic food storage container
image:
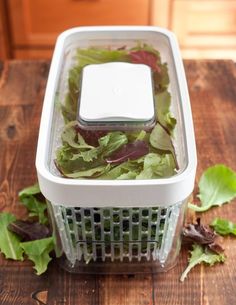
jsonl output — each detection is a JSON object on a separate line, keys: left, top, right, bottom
{"left": 36, "top": 26, "right": 197, "bottom": 273}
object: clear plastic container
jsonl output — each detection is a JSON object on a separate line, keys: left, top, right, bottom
{"left": 36, "top": 26, "right": 197, "bottom": 273}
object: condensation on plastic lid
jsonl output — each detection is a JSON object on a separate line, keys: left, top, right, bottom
{"left": 78, "top": 62, "right": 155, "bottom": 125}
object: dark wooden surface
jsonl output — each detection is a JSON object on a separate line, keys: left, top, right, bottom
{"left": 0, "top": 60, "right": 236, "bottom": 305}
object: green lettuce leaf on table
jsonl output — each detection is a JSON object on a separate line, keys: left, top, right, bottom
{"left": 189, "top": 164, "right": 236, "bottom": 212}
{"left": 211, "top": 218, "right": 236, "bottom": 236}
{"left": 0, "top": 184, "right": 54, "bottom": 275}
{"left": 19, "top": 183, "right": 48, "bottom": 224}
{"left": 20, "top": 237, "right": 54, "bottom": 275}
{"left": 180, "top": 244, "right": 225, "bottom": 282}
{"left": 0, "top": 213, "right": 24, "bottom": 260}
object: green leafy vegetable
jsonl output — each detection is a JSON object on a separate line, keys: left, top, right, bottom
{"left": 189, "top": 164, "right": 236, "bottom": 212}
{"left": 56, "top": 44, "right": 177, "bottom": 179}
{"left": 106, "top": 140, "right": 149, "bottom": 164}
{"left": 149, "top": 123, "right": 175, "bottom": 158}
{"left": 136, "top": 153, "right": 175, "bottom": 179}
{"left": 77, "top": 47, "right": 130, "bottom": 67}
{"left": 155, "top": 91, "right": 176, "bottom": 133}
{"left": 61, "top": 121, "right": 94, "bottom": 149}
{"left": 19, "top": 183, "right": 41, "bottom": 197}
{"left": 20, "top": 237, "right": 54, "bottom": 275}
{"left": 180, "top": 244, "right": 225, "bottom": 282}
{"left": 19, "top": 183, "right": 48, "bottom": 224}
{"left": 65, "top": 164, "right": 111, "bottom": 178}
{"left": 0, "top": 213, "right": 24, "bottom": 260}
{"left": 56, "top": 128, "right": 129, "bottom": 177}
{"left": 98, "top": 158, "right": 143, "bottom": 180}
{"left": 211, "top": 218, "right": 236, "bottom": 236}
{"left": 129, "top": 50, "right": 161, "bottom": 73}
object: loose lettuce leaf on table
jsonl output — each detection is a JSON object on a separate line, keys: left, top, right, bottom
{"left": 211, "top": 218, "right": 236, "bottom": 236}
{"left": 189, "top": 165, "right": 236, "bottom": 212}
{"left": 180, "top": 244, "right": 225, "bottom": 282}
{"left": 8, "top": 220, "right": 50, "bottom": 241}
{"left": 20, "top": 237, "right": 54, "bottom": 275}
{"left": 0, "top": 213, "right": 24, "bottom": 260}
{"left": 182, "top": 218, "right": 224, "bottom": 254}
{"left": 19, "top": 183, "right": 48, "bottom": 224}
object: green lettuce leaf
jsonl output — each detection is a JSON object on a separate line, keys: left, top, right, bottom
{"left": 98, "top": 132, "right": 128, "bottom": 157}
{"left": 65, "top": 164, "right": 111, "bottom": 178}
{"left": 57, "top": 44, "right": 177, "bottom": 179}
{"left": 136, "top": 153, "right": 175, "bottom": 179}
{"left": 211, "top": 218, "right": 236, "bottom": 236}
{"left": 56, "top": 130, "right": 128, "bottom": 177}
{"left": 19, "top": 184, "right": 48, "bottom": 225}
{"left": 77, "top": 47, "right": 130, "bottom": 67}
{"left": 155, "top": 91, "right": 176, "bottom": 132}
{"left": 150, "top": 123, "right": 175, "bottom": 157}
{"left": 130, "top": 43, "right": 169, "bottom": 92}
{"left": 189, "top": 164, "right": 236, "bottom": 212}
{"left": 61, "top": 121, "right": 94, "bottom": 149}
{"left": 99, "top": 159, "right": 143, "bottom": 180}
{"left": 0, "top": 213, "right": 24, "bottom": 260}
{"left": 20, "top": 237, "right": 54, "bottom": 275}
{"left": 180, "top": 244, "right": 225, "bottom": 282}
{"left": 19, "top": 183, "right": 41, "bottom": 197}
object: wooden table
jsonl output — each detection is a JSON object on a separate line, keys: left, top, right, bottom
{"left": 0, "top": 60, "right": 236, "bottom": 305}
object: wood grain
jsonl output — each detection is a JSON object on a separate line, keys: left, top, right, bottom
{"left": 0, "top": 60, "right": 236, "bottom": 305}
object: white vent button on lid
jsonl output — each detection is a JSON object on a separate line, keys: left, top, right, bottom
{"left": 78, "top": 62, "right": 155, "bottom": 129}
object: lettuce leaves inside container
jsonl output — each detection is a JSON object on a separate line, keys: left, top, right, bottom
{"left": 155, "top": 91, "right": 176, "bottom": 133}
{"left": 55, "top": 122, "right": 176, "bottom": 179}
{"left": 56, "top": 44, "right": 177, "bottom": 179}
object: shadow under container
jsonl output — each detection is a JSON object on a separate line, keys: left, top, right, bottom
{"left": 36, "top": 26, "right": 197, "bottom": 273}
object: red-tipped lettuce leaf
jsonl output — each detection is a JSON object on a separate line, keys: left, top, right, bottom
{"left": 75, "top": 125, "right": 107, "bottom": 147}
{"left": 8, "top": 220, "right": 50, "bottom": 242}
{"left": 182, "top": 218, "right": 224, "bottom": 254}
{"left": 129, "top": 50, "right": 161, "bottom": 73}
{"left": 106, "top": 140, "right": 149, "bottom": 164}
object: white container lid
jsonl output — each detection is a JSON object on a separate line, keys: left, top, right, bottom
{"left": 78, "top": 62, "right": 155, "bottom": 126}
{"left": 36, "top": 26, "right": 197, "bottom": 208}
